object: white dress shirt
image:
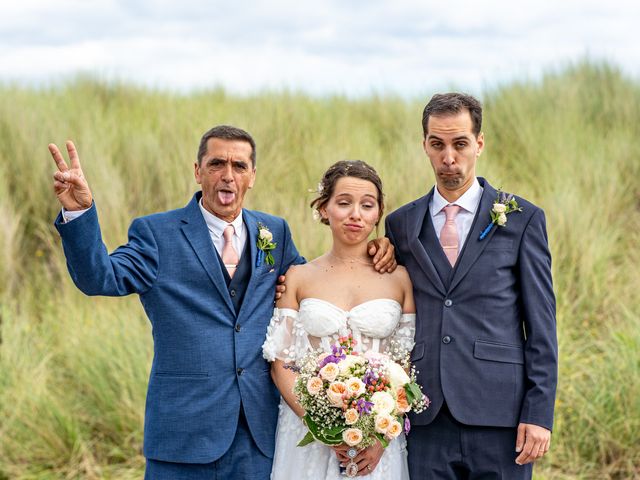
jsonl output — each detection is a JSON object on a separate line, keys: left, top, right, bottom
{"left": 430, "top": 178, "right": 483, "bottom": 254}
{"left": 62, "top": 199, "right": 247, "bottom": 261}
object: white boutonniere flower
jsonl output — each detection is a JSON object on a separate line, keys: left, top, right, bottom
{"left": 479, "top": 190, "right": 523, "bottom": 240}
{"left": 256, "top": 223, "right": 277, "bottom": 265}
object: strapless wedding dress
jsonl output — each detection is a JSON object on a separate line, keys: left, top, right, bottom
{"left": 262, "top": 298, "right": 415, "bottom": 480}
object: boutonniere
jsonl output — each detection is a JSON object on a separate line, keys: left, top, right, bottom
{"left": 478, "top": 190, "right": 523, "bottom": 240}
{"left": 256, "top": 223, "right": 277, "bottom": 266}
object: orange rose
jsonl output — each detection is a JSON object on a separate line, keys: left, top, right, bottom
{"left": 374, "top": 414, "right": 392, "bottom": 434}
{"left": 345, "top": 377, "right": 366, "bottom": 397}
{"left": 306, "top": 377, "right": 323, "bottom": 395}
{"left": 342, "top": 428, "right": 363, "bottom": 447}
{"left": 326, "top": 381, "right": 348, "bottom": 407}
{"left": 344, "top": 408, "right": 359, "bottom": 425}
{"left": 386, "top": 420, "right": 403, "bottom": 439}
{"left": 319, "top": 363, "right": 339, "bottom": 382}
{"left": 395, "top": 387, "right": 411, "bottom": 413}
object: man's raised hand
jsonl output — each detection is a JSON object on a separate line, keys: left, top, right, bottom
{"left": 49, "top": 141, "right": 93, "bottom": 211}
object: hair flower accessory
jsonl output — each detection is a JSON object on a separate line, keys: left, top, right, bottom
{"left": 256, "top": 223, "right": 277, "bottom": 266}
{"left": 478, "top": 190, "right": 522, "bottom": 240}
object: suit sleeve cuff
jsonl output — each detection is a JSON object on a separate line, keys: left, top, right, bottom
{"left": 61, "top": 206, "right": 92, "bottom": 223}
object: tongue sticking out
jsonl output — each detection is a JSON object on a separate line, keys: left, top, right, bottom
{"left": 218, "top": 191, "right": 235, "bottom": 205}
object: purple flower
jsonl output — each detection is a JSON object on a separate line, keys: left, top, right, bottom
{"left": 283, "top": 364, "right": 301, "bottom": 373}
{"left": 318, "top": 350, "right": 346, "bottom": 369}
{"left": 404, "top": 416, "right": 411, "bottom": 435}
{"left": 355, "top": 398, "right": 374, "bottom": 415}
{"left": 363, "top": 369, "right": 379, "bottom": 386}
{"left": 318, "top": 355, "right": 336, "bottom": 368}
{"left": 317, "top": 344, "right": 346, "bottom": 368}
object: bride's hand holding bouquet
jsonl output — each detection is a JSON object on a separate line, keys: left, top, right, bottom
{"left": 293, "top": 334, "right": 429, "bottom": 477}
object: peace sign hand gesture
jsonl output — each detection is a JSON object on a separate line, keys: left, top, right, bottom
{"left": 49, "top": 140, "right": 93, "bottom": 211}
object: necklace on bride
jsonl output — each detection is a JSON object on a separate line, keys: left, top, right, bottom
{"left": 327, "top": 252, "right": 373, "bottom": 267}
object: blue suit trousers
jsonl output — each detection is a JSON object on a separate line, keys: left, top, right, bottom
{"left": 145, "top": 408, "right": 272, "bottom": 480}
{"left": 407, "top": 404, "right": 532, "bottom": 480}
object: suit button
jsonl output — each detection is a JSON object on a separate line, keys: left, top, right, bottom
{"left": 444, "top": 299, "right": 453, "bottom": 307}
{"left": 230, "top": 289, "right": 236, "bottom": 297}
{"left": 235, "top": 324, "right": 242, "bottom": 333}
{"left": 237, "top": 368, "right": 244, "bottom": 375}
{"left": 442, "top": 336, "right": 452, "bottom": 344}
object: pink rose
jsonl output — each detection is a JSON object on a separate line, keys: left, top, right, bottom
{"left": 342, "top": 428, "right": 363, "bottom": 447}
{"left": 344, "top": 408, "right": 359, "bottom": 425}
{"left": 386, "top": 420, "right": 403, "bottom": 439}
{"left": 319, "top": 363, "right": 339, "bottom": 382}
{"left": 306, "top": 377, "right": 323, "bottom": 395}
{"left": 326, "top": 381, "right": 348, "bottom": 407}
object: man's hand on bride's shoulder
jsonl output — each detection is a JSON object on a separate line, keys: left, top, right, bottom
{"left": 367, "top": 237, "right": 397, "bottom": 273}
{"left": 274, "top": 264, "right": 305, "bottom": 306}
{"left": 274, "top": 275, "right": 286, "bottom": 301}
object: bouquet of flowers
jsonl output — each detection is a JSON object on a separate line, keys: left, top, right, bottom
{"left": 293, "top": 334, "right": 429, "bottom": 476}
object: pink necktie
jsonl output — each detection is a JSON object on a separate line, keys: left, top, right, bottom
{"left": 222, "top": 225, "right": 239, "bottom": 278}
{"left": 440, "top": 205, "right": 461, "bottom": 267}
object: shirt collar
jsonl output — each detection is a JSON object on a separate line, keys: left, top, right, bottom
{"left": 198, "top": 199, "right": 244, "bottom": 239}
{"left": 431, "top": 177, "right": 483, "bottom": 215}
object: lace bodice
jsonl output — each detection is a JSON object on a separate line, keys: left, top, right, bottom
{"left": 262, "top": 298, "right": 415, "bottom": 363}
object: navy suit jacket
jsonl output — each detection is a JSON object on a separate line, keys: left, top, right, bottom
{"left": 55, "top": 192, "right": 304, "bottom": 463}
{"left": 385, "top": 178, "right": 557, "bottom": 431}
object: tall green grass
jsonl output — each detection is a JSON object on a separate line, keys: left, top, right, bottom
{"left": 1, "top": 62, "right": 638, "bottom": 479}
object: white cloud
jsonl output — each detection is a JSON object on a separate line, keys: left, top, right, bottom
{"left": 0, "top": 0, "right": 638, "bottom": 95}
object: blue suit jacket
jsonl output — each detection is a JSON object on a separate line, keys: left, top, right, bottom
{"left": 385, "top": 178, "right": 557, "bottom": 431}
{"left": 55, "top": 192, "right": 304, "bottom": 463}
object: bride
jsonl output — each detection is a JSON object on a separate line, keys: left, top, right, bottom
{"left": 263, "top": 160, "right": 415, "bottom": 479}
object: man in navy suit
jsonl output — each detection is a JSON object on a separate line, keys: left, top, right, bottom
{"left": 49, "top": 125, "right": 395, "bottom": 479}
{"left": 385, "top": 93, "right": 557, "bottom": 479}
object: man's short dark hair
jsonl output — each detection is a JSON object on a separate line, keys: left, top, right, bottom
{"left": 197, "top": 125, "right": 257, "bottom": 167}
{"left": 422, "top": 93, "right": 483, "bottom": 138}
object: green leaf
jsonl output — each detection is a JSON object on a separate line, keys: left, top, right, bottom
{"left": 404, "top": 385, "right": 415, "bottom": 404}
{"left": 405, "top": 382, "right": 422, "bottom": 404}
{"left": 375, "top": 432, "right": 389, "bottom": 448}
{"left": 266, "top": 251, "right": 275, "bottom": 265}
{"left": 297, "top": 431, "right": 316, "bottom": 447}
{"left": 303, "top": 414, "right": 344, "bottom": 445}
{"left": 322, "top": 424, "right": 345, "bottom": 436}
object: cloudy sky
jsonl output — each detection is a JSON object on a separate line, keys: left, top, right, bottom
{"left": 1, "top": 0, "right": 638, "bottom": 96}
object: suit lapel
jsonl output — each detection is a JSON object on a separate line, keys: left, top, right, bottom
{"left": 407, "top": 191, "right": 447, "bottom": 296}
{"left": 448, "top": 178, "right": 499, "bottom": 293}
{"left": 235, "top": 209, "right": 261, "bottom": 320}
{"left": 180, "top": 194, "right": 235, "bottom": 315}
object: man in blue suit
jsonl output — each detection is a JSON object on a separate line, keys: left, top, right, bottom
{"left": 49, "top": 125, "right": 395, "bottom": 479}
{"left": 385, "top": 94, "right": 557, "bottom": 479}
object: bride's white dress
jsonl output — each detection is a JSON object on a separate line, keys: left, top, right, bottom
{"left": 262, "top": 298, "right": 415, "bottom": 480}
